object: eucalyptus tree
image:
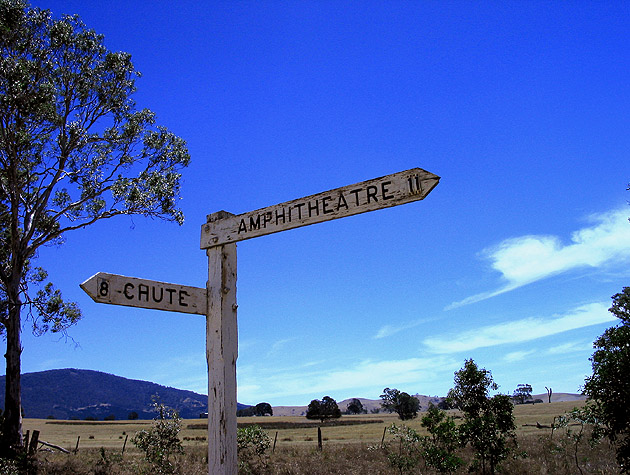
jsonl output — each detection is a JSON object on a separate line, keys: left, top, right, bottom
{"left": 0, "top": 0, "right": 189, "bottom": 452}
{"left": 380, "top": 387, "right": 420, "bottom": 420}
{"left": 447, "top": 359, "right": 516, "bottom": 474}
{"left": 583, "top": 287, "right": 630, "bottom": 471}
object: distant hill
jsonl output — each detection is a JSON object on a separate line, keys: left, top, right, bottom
{"left": 0, "top": 369, "right": 248, "bottom": 420}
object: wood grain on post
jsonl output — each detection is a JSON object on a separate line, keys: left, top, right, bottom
{"left": 206, "top": 210, "right": 238, "bottom": 475}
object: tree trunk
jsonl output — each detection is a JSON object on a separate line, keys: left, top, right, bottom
{"left": 2, "top": 291, "right": 23, "bottom": 454}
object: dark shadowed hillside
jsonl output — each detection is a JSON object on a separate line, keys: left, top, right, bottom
{"left": 0, "top": 369, "right": 247, "bottom": 420}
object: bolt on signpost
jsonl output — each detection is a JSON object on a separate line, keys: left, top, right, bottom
{"left": 81, "top": 167, "right": 439, "bottom": 475}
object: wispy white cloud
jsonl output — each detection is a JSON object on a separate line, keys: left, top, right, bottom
{"left": 448, "top": 208, "right": 630, "bottom": 309}
{"left": 546, "top": 341, "right": 593, "bottom": 355}
{"left": 374, "top": 320, "right": 426, "bottom": 339}
{"left": 266, "top": 337, "right": 298, "bottom": 357}
{"left": 424, "top": 302, "right": 616, "bottom": 354}
{"left": 237, "top": 356, "right": 458, "bottom": 405}
{"left": 503, "top": 350, "right": 536, "bottom": 363}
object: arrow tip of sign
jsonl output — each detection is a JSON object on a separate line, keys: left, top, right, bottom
{"left": 79, "top": 273, "right": 103, "bottom": 301}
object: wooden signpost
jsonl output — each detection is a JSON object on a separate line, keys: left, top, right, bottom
{"left": 81, "top": 167, "right": 439, "bottom": 475}
{"left": 200, "top": 167, "right": 440, "bottom": 248}
{"left": 81, "top": 272, "right": 207, "bottom": 315}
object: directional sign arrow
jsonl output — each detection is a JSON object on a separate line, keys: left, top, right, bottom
{"left": 80, "top": 272, "right": 207, "bottom": 315}
{"left": 200, "top": 167, "right": 440, "bottom": 248}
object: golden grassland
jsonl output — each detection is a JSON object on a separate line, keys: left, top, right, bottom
{"left": 21, "top": 400, "right": 622, "bottom": 474}
{"left": 24, "top": 400, "right": 585, "bottom": 451}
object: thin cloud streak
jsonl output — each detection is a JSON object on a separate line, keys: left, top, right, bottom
{"left": 424, "top": 302, "right": 616, "bottom": 354}
{"left": 237, "top": 356, "right": 458, "bottom": 404}
{"left": 448, "top": 208, "right": 630, "bottom": 309}
{"left": 546, "top": 341, "right": 593, "bottom": 355}
{"left": 503, "top": 350, "right": 536, "bottom": 363}
{"left": 374, "top": 319, "right": 426, "bottom": 339}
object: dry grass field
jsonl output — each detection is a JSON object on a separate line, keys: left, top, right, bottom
{"left": 24, "top": 400, "right": 584, "bottom": 450}
{"left": 21, "top": 400, "right": 621, "bottom": 474}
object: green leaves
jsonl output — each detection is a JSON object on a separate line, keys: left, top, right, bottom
{"left": 0, "top": 0, "right": 190, "bottom": 336}
{"left": 305, "top": 396, "right": 342, "bottom": 422}
{"left": 609, "top": 286, "right": 630, "bottom": 324}
{"left": 131, "top": 398, "right": 183, "bottom": 472}
{"left": 447, "top": 359, "right": 516, "bottom": 473}
{"left": 583, "top": 288, "right": 630, "bottom": 471}
{"left": 380, "top": 388, "right": 420, "bottom": 421}
{"left": 0, "top": 0, "right": 190, "bottom": 249}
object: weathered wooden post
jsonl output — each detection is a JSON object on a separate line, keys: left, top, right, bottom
{"left": 83, "top": 167, "right": 439, "bottom": 475}
{"left": 206, "top": 211, "right": 238, "bottom": 475}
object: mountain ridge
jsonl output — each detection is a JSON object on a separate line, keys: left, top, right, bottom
{"left": 0, "top": 369, "right": 586, "bottom": 420}
{"left": 0, "top": 368, "right": 248, "bottom": 420}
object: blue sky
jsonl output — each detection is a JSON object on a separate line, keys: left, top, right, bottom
{"left": 14, "top": 0, "right": 630, "bottom": 407}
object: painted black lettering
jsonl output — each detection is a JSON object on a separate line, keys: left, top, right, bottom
{"left": 366, "top": 185, "right": 378, "bottom": 203}
{"left": 179, "top": 290, "right": 189, "bottom": 307}
{"left": 138, "top": 284, "right": 149, "bottom": 302}
{"left": 152, "top": 286, "right": 163, "bottom": 303}
{"left": 165, "top": 288, "right": 177, "bottom": 304}
{"left": 308, "top": 199, "right": 319, "bottom": 217}
{"left": 337, "top": 192, "right": 349, "bottom": 210}
{"left": 123, "top": 283, "right": 134, "bottom": 300}
{"left": 381, "top": 181, "right": 394, "bottom": 200}
{"left": 275, "top": 208, "right": 286, "bottom": 225}
{"left": 249, "top": 215, "right": 261, "bottom": 230}
{"left": 349, "top": 189, "right": 361, "bottom": 206}
{"left": 294, "top": 202, "right": 305, "bottom": 219}
{"left": 98, "top": 280, "right": 109, "bottom": 298}
{"left": 322, "top": 196, "right": 333, "bottom": 214}
{"left": 238, "top": 219, "right": 247, "bottom": 233}
{"left": 408, "top": 175, "right": 422, "bottom": 195}
{"left": 262, "top": 212, "right": 272, "bottom": 228}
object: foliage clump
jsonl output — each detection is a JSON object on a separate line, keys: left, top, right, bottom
{"left": 583, "top": 286, "right": 630, "bottom": 472}
{"left": 305, "top": 396, "right": 341, "bottom": 422}
{"left": 131, "top": 399, "right": 183, "bottom": 473}
{"left": 380, "top": 387, "right": 420, "bottom": 420}
{"left": 447, "top": 359, "right": 517, "bottom": 474}
{"left": 420, "top": 403, "right": 464, "bottom": 473}
{"left": 237, "top": 425, "right": 271, "bottom": 473}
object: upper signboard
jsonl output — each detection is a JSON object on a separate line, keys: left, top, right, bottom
{"left": 200, "top": 167, "right": 439, "bottom": 249}
{"left": 80, "top": 272, "right": 207, "bottom": 315}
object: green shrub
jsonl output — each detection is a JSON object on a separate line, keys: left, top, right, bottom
{"left": 131, "top": 399, "right": 183, "bottom": 473}
{"left": 237, "top": 425, "right": 271, "bottom": 473}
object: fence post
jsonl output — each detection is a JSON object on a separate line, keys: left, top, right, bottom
{"left": 28, "top": 430, "right": 40, "bottom": 455}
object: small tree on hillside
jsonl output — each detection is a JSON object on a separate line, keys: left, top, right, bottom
{"left": 512, "top": 384, "right": 533, "bottom": 404}
{"left": 305, "top": 396, "right": 341, "bottom": 422}
{"left": 254, "top": 402, "right": 273, "bottom": 417}
{"left": 346, "top": 398, "right": 364, "bottom": 415}
{"left": 380, "top": 387, "right": 420, "bottom": 420}
{"left": 0, "top": 0, "right": 189, "bottom": 452}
